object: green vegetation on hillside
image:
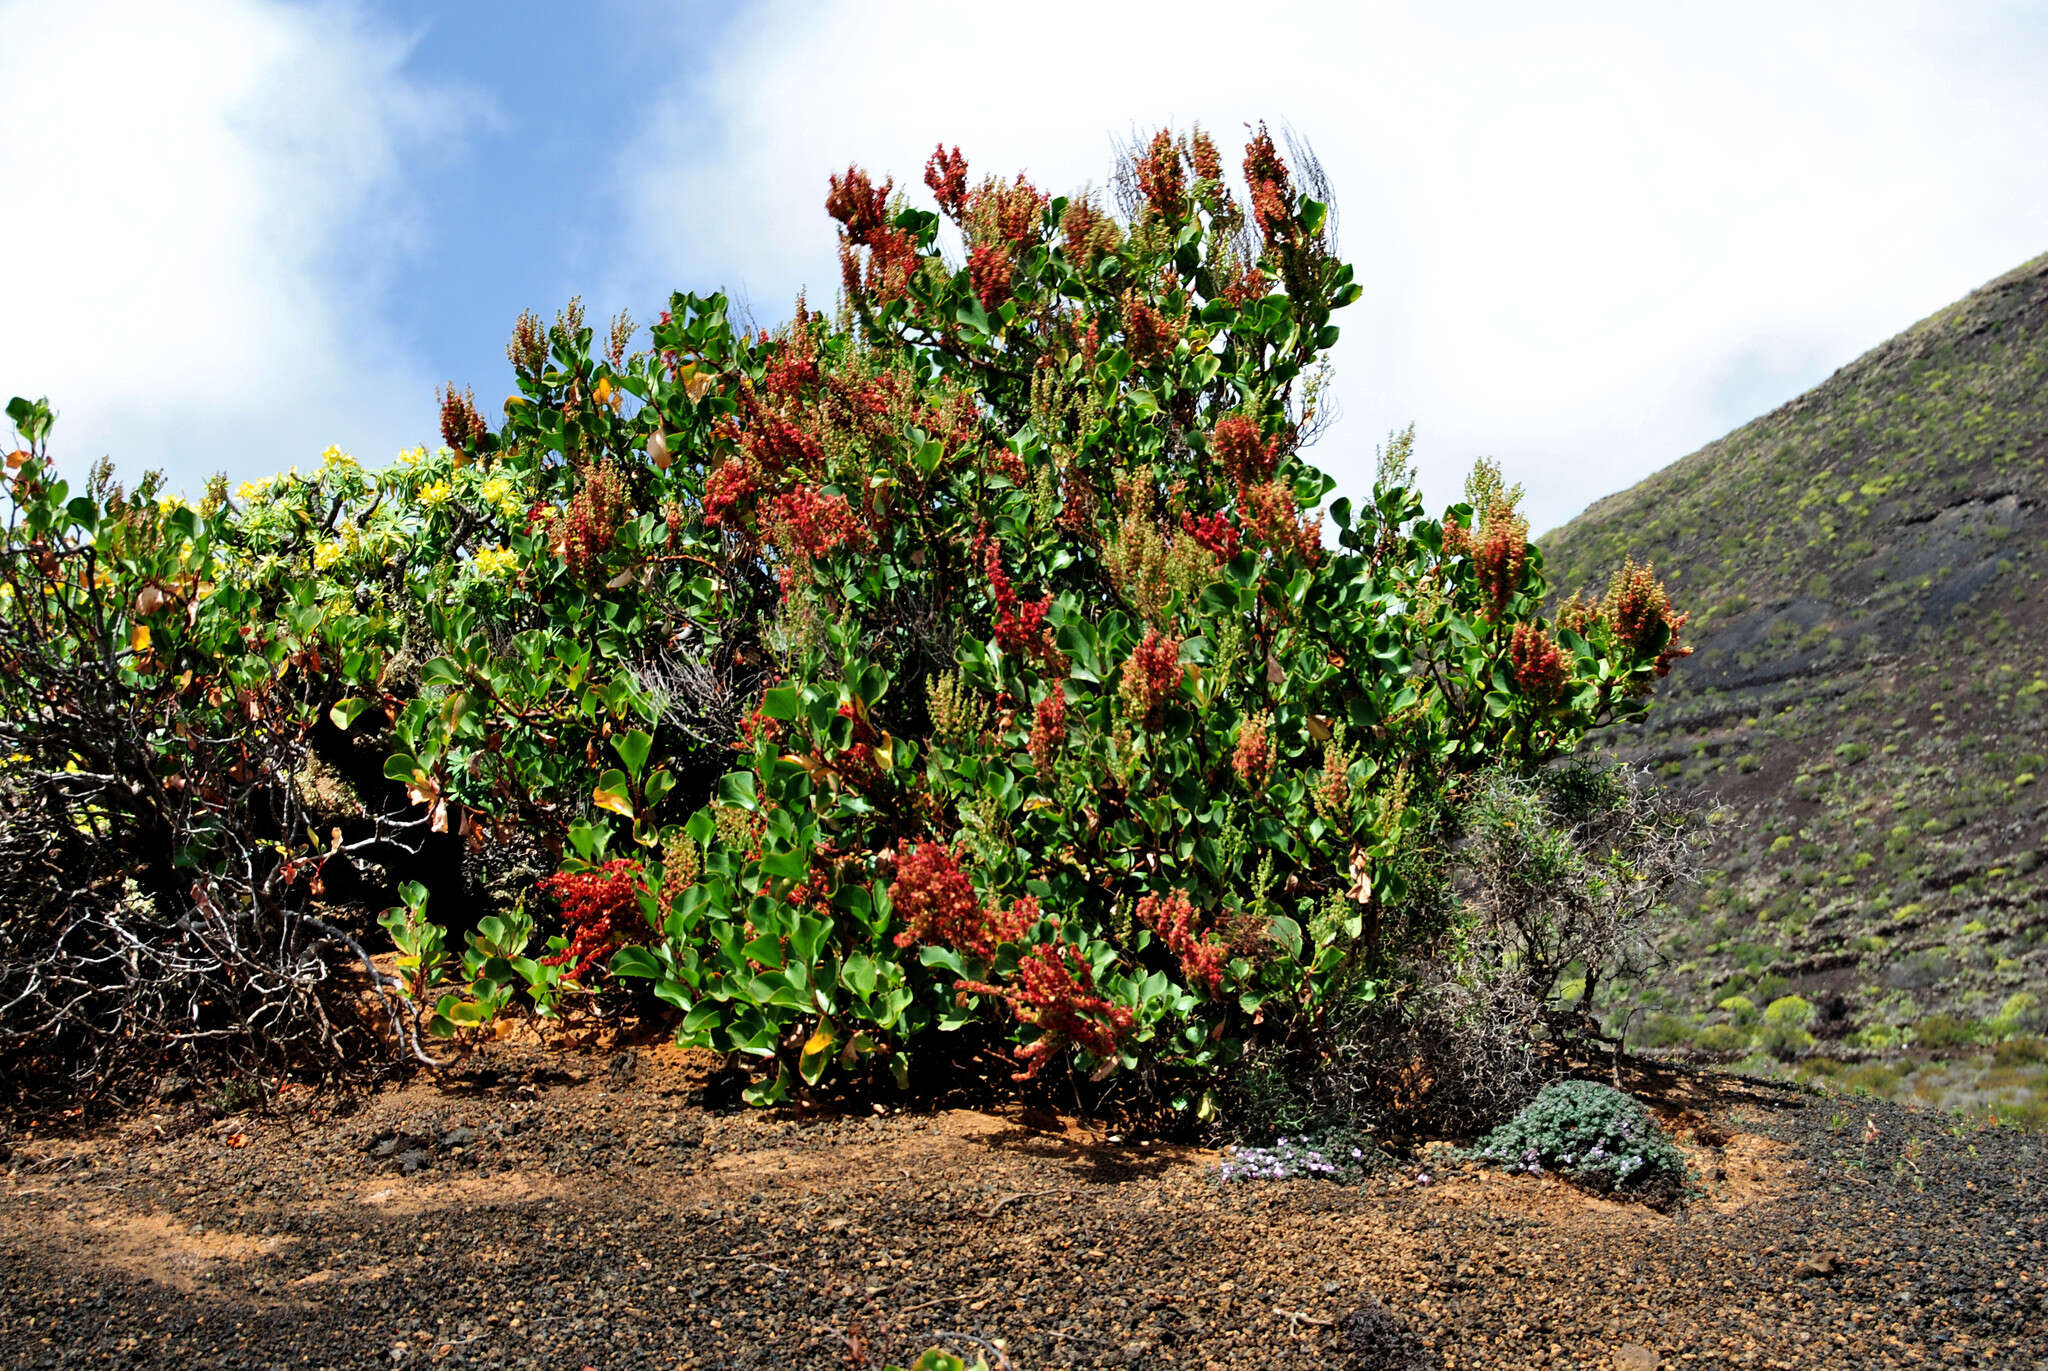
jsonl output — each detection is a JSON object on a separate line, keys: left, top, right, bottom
{"left": 1544, "top": 253, "right": 2048, "bottom": 1125}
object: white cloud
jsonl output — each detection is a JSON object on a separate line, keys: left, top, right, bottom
{"left": 617, "top": 0, "right": 2048, "bottom": 534}
{"left": 0, "top": 0, "right": 476, "bottom": 490}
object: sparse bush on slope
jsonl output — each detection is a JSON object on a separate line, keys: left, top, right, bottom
{"left": 1, "top": 128, "right": 1692, "bottom": 1117}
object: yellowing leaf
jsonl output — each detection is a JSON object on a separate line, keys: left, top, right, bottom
{"left": 803, "top": 1028, "right": 834, "bottom": 1058}
{"left": 129, "top": 623, "right": 151, "bottom": 653}
{"left": 592, "top": 784, "right": 636, "bottom": 819}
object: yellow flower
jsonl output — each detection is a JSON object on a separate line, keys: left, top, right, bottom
{"left": 418, "top": 480, "right": 453, "bottom": 507}
{"left": 321, "top": 444, "right": 358, "bottom": 471}
{"left": 397, "top": 445, "right": 426, "bottom": 467}
{"left": 472, "top": 545, "right": 520, "bottom": 581}
{"left": 479, "top": 474, "right": 523, "bottom": 519}
{"left": 314, "top": 542, "right": 344, "bottom": 571}
{"left": 236, "top": 477, "right": 272, "bottom": 503}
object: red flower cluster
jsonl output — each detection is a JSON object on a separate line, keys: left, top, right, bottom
{"left": 1060, "top": 200, "right": 1118, "bottom": 272}
{"left": 437, "top": 383, "right": 489, "bottom": 452}
{"left": 889, "top": 841, "right": 1035, "bottom": 961}
{"left": 968, "top": 242, "right": 1014, "bottom": 311}
{"left": 984, "top": 539, "right": 1060, "bottom": 666}
{"left": 1122, "top": 628, "right": 1183, "bottom": 728}
{"left": 1135, "top": 128, "right": 1187, "bottom": 222}
{"left": 1233, "top": 713, "right": 1272, "bottom": 789}
{"left": 1028, "top": 687, "right": 1067, "bottom": 774}
{"left": 1473, "top": 508, "right": 1530, "bottom": 617}
{"left": 1180, "top": 509, "right": 1241, "bottom": 561}
{"left": 1604, "top": 558, "right": 1691, "bottom": 677}
{"left": 923, "top": 143, "right": 969, "bottom": 218}
{"left": 1120, "top": 288, "right": 1181, "bottom": 364}
{"left": 1244, "top": 123, "right": 1295, "bottom": 241}
{"left": 827, "top": 165, "right": 917, "bottom": 303}
{"left": 538, "top": 858, "right": 646, "bottom": 982}
{"left": 1220, "top": 260, "right": 1268, "bottom": 307}
{"left": 702, "top": 459, "right": 759, "bottom": 530}
{"left": 764, "top": 485, "right": 871, "bottom": 563}
{"left": 1189, "top": 127, "right": 1224, "bottom": 186}
{"left": 1238, "top": 479, "right": 1322, "bottom": 563}
{"left": 1211, "top": 415, "right": 1282, "bottom": 488}
{"left": 1136, "top": 889, "right": 1229, "bottom": 997}
{"left": 960, "top": 941, "right": 1134, "bottom": 1079}
{"left": 563, "top": 463, "right": 628, "bottom": 583}
{"left": 1509, "top": 623, "right": 1570, "bottom": 701}
{"left": 764, "top": 329, "right": 820, "bottom": 401}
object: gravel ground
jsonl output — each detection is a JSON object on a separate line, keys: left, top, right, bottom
{"left": 0, "top": 1045, "right": 2041, "bottom": 1370}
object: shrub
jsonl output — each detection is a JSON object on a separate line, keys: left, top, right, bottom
{"left": 3, "top": 127, "right": 1694, "bottom": 1114}
{"left": 1912, "top": 1013, "right": 1982, "bottom": 1049}
{"left": 1469, "top": 1080, "right": 1687, "bottom": 1202}
{"left": 1694, "top": 1023, "right": 1750, "bottom": 1055}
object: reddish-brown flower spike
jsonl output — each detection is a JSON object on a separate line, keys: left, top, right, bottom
{"left": 1473, "top": 507, "right": 1530, "bottom": 618}
{"left": 1603, "top": 558, "right": 1691, "bottom": 679}
{"left": 1233, "top": 713, "right": 1272, "bottom": 789}
{"left": 1509, "top": 623, "right": 1571, "bottom": 702}
{"left": 1244, "top": 123, "right": 1294, "bottom": 240}
{"left": 1120, "top": 289, "right": 1180, "bottom": 364}
{"left": 1210, "top": 414, "right": 1281, "bottom": 488}
{"left": 538, "top": 859, "right": 646, "bottom": 982}
{"left": 1122, "top": 628, "right": 1184, "bottom": 728}
{"left": 924, "top": 144, "right": 969, "bottom": 218}
{"left": 1180, "top": 509, "right": 1241, "bottom": 562}
{"left": 1136, "top": 129, "right": 1187, "bottom": 222}
{"left": 1028, "top": 688, "right": 1067, "bottom": 775}
{"left": 1136, "top": 890, "right": 1229, "bottom": 996}
{"left": 968, "top": 242, "right": 1014, "bottom": 311}
{"left": 437, "top": 383, "right": 486, "bottom": 451}
{"left": 825, "top": 166, "right": 892, "bottom": 242}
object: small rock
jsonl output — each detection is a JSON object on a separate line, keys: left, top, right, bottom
{"left": 1613, "top": 1345, "right": 1658, "bottom": 1371}
{"left": 397, "top": 1148, "right": 432, "bottom": 1175}
{"left": 1792, "top": 1254, "right": 1838, "bottom": 1279}
{"left": 372, "top": 1137, "right": 404, "bottom": 1159}
{"left": 439, "top": 1126, "right": 476, "bottom": 1149}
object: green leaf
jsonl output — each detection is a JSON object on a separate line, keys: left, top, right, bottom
{"left": 383, "top": 753, "right": 421, "bottom": 782}
{"left": 609, "top": 945, "right": 662, "bottom": 979}
{"left": 329, "top": 698, "right": 372, "bottom": 731}
{"left": 761, "top": 686, "right": 802, "bottom": 720}
{"left": 613, "top": 729, "right": 653, "bottom": 780}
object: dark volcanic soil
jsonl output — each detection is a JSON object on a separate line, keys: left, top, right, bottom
{"left": 0, "top": 1045, "right": 2041, "bottom": 1370}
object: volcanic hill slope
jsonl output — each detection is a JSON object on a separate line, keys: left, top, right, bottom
{"left": 1541, "top": 252, "right": 2048, "bottom": 1112}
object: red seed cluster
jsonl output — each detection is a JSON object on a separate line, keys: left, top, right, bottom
{"left": 1028, "top": 688, "right": 1067, "bottom": 774}
{"left": 1233, "top": 714, "right": 1272, "bottom": 789}
{"left": 889, "top": 842, "right": 1036, "bottom": 962}
{"left": 563, "top": 463, "right": 628, "bottom": 583}
{"left": 764, "top": 485, "right": 871, "bottom": 563}
{"left": 1238, "top": 479, "right": 1322, "bottom": 563}
{"left": 1120, "top": 288, "right": 1181, "bottom": 364}
{"left": 1473, "top": 508, "right": 1530, "bottom": 617}
{"left": 1136, "top": 889, "right": 1229, "bottom": 997}
{"left": 1604, "top": 558, "right": 1691, "bottom": 677}
{"left": 960, "top": 941, "right": 1134, "bottom": 1079}
{"left": 437, "top": 383, "right": 488, "bottom": 452}
{"left": 968, "top": 242, "right": 1014, "bottom": 311}
{"left": 1135, "top": 129, "right": 1187, "bottom": 223}
{"left": 1509, "top": 623, "right": 1571, "bottom": 701}
{"left": 538, "top": 858, "right": 646, "bottom": 982}
{"left": 923, "top": 143, "right": 970, "bottom": 218}
{"left": 1244, "top": 124, "right": 1294, "bottom": 241}
{"left": 984, "top": 540, "right": 1061, "bottom": 667}
{"left": 1211, "top": 415, "right": 1282, "bottom": 488}
{"left": 1122, "top": 628, "right": 1184, "bottom": 729}
{"left": 828, "top": 165, "right": 918, "bottom": 303}
{"left": 1180, "top": 509, "right": 1241, "bottom": 561}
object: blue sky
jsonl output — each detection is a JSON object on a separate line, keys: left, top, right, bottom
{"left": 5, "top": 0, "right": 2047, "bottom": 534}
